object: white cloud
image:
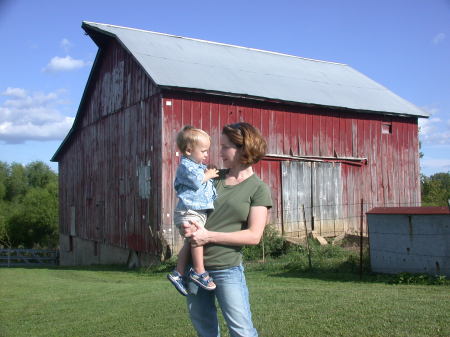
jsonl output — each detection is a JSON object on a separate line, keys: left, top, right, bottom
{"left": 43, "top": 55, "right": 89, "bottom": 72}
{"left": 0, "top": 87, "right": 74, "bottom": 144}
{"left": 419, "top": 107, "right": 450, "bottom": 145}
{"left": 421, "top": 157, "right": 450, "bottom": 174}
{"left": 3, "top": 87, "right": 26, "bottom": 98}
{"left": 60, "top": 38, "right": 72, "bottom": 53}
{"left": 432, "top": 33, "right": 446, "bottom": 45}
{"left": 419, "top": 119, "right": 450, "bottom": 145}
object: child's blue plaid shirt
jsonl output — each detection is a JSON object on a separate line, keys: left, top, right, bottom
{"left": 174, "top": 156, "right": 217, "bottom": 211}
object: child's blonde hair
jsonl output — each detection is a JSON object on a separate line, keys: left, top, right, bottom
{"left": 176, "top": 125, "right": 210, "bottom": 154}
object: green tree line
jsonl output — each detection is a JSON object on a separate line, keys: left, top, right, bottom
{"left": 0, "top": 160, "right": 448, "bottom": 249}
{"left": 421, "top": 172, "right": 450, "bottom": 207}
{"left": 0, "top": 161, "right": 58, "bottom": 249}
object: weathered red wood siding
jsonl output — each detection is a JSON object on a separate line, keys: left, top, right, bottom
{"left": 58, "top": 40, "right": 162, "bottom": 254}
{"left": 161, "top": 93, "right": 420, "bottom": 247}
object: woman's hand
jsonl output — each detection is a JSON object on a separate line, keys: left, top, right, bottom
{"left": 183, "top": 220, "right": 210, "bottom": 247}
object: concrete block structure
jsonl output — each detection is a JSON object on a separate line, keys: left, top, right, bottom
{"left": 367, "top": 207, "right": 450, "bottom": 277}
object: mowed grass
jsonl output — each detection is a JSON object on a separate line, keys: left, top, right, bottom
{"left": 0, "top": 265, "right": 449, "bottom": 337}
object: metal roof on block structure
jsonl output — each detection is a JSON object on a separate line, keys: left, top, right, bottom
{"left": 367, "top": 207, "right": 450, "bottom": 215}
{"left": 81, "top": 21, "right": 428, "bottom": 118}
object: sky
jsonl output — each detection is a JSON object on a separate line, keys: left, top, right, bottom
{"left": 0, "top": 0, "right": 449, "bottom": 176}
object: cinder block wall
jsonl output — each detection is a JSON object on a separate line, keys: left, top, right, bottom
{"left": 368, "top": 212, "right": 449, "bottom": 276}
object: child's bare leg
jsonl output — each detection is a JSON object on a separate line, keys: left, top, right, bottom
{"left": 191, "top": 245, "right": 216, "bottom": 288}
{"left": 191, "top": 245, "right": 206, "bottom": 274}
{"left": 175, "top": 239, "right": 190, "bottom": 275}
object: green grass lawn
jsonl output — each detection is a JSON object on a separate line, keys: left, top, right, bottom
{"left": 1, "top": 264, "right": 449, "bottom": 337}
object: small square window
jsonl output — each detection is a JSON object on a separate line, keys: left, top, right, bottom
{"left": 382, "top": 123, "right": 392, "bottom": 134}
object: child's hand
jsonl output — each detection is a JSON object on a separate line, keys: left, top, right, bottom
{"left": 204, "top": 168, "right": 219, "bottom": 180}
{"left": 182, "top": 221, "right": 198, "bottom": 238}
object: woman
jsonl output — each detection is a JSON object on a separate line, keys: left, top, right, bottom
{"left": 183, "top": 122, "right": 272, "bottom": 337}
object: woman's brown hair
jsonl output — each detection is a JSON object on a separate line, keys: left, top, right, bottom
{"left": 222, "top": 123, "right": 267, "bottom": 165}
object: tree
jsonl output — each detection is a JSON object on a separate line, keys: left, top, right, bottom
{"left": 5, "top": 163, "right": 28, "bottom": 201}
{"left": 0, "top": 161, "right": 8, "bottom": 200}
{"left": 0, "top": 161, "right": 59, "bottom": 248}
{"left": 26, "top": 161, "right": 57, "bottom": 189}
{"left": 7, "top": 187, "right": 59, "bottom": 248}
{"left": 421, "top": 172, "right": 450, "bottom": 206}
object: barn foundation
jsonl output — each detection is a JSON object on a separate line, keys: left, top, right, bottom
{"left": 59, "top": 234, "right": 159, "bottom": 267}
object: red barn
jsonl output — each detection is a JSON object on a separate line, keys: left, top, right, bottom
{"left": 52, "top": 22, "right": 427, "bottom": 266}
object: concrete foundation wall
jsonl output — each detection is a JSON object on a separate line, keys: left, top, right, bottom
{"left": 368, "top": 213, "right": 450, "bottom": 277}
{"left": 59, "top": 234, "right": 159, "bottom": 267}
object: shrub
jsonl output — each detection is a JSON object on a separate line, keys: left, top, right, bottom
{"left": 6, "top": 187, "right": 58, "bottom": 248}
{"left": 242, "top": 225, "right": 287, "bottom": 261}
{"left": 388, "top": 272, "right": 449, "bottom": 285}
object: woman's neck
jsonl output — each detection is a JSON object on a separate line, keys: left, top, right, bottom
{"left": 226, "top": 166, "right": 254, "bottom": 183}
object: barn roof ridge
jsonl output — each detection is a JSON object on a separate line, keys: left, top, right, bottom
{"left": 83, "top": 21, "right": 346, "bottom": 67}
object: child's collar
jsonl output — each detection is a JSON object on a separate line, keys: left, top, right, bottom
{"left": 182, "top": 155, "right": 202, "bottom": 166}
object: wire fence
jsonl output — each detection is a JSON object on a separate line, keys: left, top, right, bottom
{"left": 271, "top": 200, "right": 422, "bottom": 237}
{"left": 0, "top": 249, "right": 59, "bottom": 267}
{"left": 262, "top": 200, "right": 426, "bottom": 278}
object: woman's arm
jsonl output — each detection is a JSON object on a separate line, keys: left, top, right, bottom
{"left": 184, "top": 206, "right": 268, "bottom": 247}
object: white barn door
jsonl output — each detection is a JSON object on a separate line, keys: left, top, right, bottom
{"left": 281, "top": 161, "right": 343, "bottom": 237}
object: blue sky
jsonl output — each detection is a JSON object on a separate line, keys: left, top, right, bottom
{"left": 0, "top": 0, "right": 449, "bottom": 176}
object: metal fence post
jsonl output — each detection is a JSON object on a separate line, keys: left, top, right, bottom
{"left": 302, "top": 204, "right": 312, "bottom": 269}
{"left": 360, "top": 198, "right": 364, "bottom": 280}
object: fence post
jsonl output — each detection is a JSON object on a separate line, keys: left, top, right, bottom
{"left": 262, "top": 236, "right": 265, "bottom": 263}
{"left": 360, "top": 198, "right": 364, "bottom": 280}
{"left": 302, "top": 204, "right": 312, "bottom": 269}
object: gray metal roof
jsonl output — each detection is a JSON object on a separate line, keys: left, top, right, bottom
{"left": 82, "top": 21, "right": 427, "bottom": 117}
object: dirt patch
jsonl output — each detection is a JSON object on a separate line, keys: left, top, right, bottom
{"left": 333, "top": 234, "right": 369, "bottom": 251}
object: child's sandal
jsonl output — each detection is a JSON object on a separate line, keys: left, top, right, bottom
{"left": 167, "top": 270, "right": 188, "bottom": 296}
{"left": 189, "top": 269, "right": 216, "bottom": 290}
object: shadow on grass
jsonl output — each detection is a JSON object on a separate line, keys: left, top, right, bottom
{"left": 268, "top": 267, "right": 380, "bottom": 283}
{"left": 245, "top": 259, "right": 449, "bottom": 286}
{"left": 269, "top": 268, "right": 449, "bottom": 285}
{"left": 5, "top": 255, "right": 447, "bottom": 286}
{"left": 246, "top": 258, "right": 378, "bottom": 283}
{"left": 1, "top": 263, "right": 174, "bottom": 275}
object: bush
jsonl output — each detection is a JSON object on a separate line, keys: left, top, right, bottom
{"left": 387, "top": 272, "right": 449, "bottom": 285}
{"left": 0, "top": 161, "right": 59, "bottom": 248}
{"left": 7, "top": 187, "right": 58, "bottom": 248}
{"left": 242, "top": 225, "right": 287, "bottom": 261}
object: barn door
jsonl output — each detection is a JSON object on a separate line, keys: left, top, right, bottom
{"left": 281, "top": 161, "right": 343, "bottom": 237}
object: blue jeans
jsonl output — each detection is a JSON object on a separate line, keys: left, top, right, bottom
{"left": 186, "top": 264, "right": 258, "bottom": 337}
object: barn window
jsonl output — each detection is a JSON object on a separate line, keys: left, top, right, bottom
{"left": 382, "top": 123, "right": 392, "bottom": 134}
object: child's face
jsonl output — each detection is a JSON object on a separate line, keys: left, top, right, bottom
{"left": 186, "top": 136, "right": 210, "bottom": 164}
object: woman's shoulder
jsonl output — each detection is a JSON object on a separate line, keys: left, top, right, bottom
{"left": 249, "top": 173, "right": 267, "bottom": 185}
{"left": 249, "top": 175, "right": 272, "bottom": 206}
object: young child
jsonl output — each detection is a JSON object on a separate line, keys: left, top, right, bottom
{"left": 167, "top": 125, "right": 219, "bottom": 296}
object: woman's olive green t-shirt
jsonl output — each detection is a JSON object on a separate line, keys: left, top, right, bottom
{"left": 203, "top": 171, "right": 272, "bottom": 270}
